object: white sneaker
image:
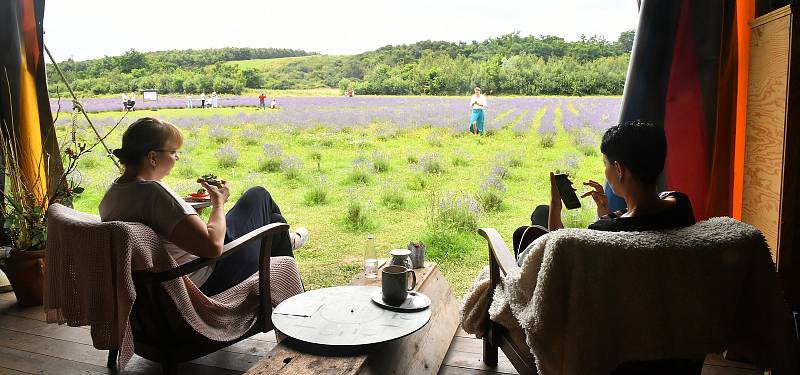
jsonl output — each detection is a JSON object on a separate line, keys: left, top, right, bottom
{"left": 291, "top": 227, "right": 309, "bottom": 250}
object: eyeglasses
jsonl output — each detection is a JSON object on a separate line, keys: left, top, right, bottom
{"left": 154, "top": 149, "right": 181, "bottom": 157}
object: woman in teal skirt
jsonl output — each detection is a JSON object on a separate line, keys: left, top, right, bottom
{"left": 469, "top": 87, "right": 487, "bottom": 135}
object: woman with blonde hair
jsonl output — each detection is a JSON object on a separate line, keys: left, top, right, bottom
{"left": 99, "top": 117, "right": 308, "bottom": 295}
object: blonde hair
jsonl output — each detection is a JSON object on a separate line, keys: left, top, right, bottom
{"left": 112, "top": 117, "right": 183, "bottom": 168}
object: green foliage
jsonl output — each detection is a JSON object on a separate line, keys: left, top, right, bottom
{"left": 281, "top": 156, "right": 303, "bottom": 180}
{"left": 371, "top": 151, "right": 390, "bottom": 173}
{"left": 430, "top": 192, "right": 480, "bottom": 233}
{"left": 342, "top": 196, "right": 376, "bottom": 232}
{"left": 303, "top": 176, "right": 328, "bottom": 206}
{"left": 540, "top": 131, "right": 556, "bottom": 148}
{"left": 49, "top": 47, "right": 312, "bottom": 96}
{"left": 347, "top": 159, "right": 372, "bottom": 185}
{"left": 420, "top": 153, "right": 445, "bottom": 174}
{"left": 380, "top": 184, "right": 407, "bottom": 210}
{"left": 53, "top": 31, "right": 633, "bottom": 97}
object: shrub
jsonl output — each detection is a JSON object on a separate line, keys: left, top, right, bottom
{"left": 343, "top": 196, "right": 376, "bottom": 232}
{"left": 371, "top": 151, "right": 390, "bottom": 173}
{"left": 303, "top": 176, "right": 328, "bottom": 206}
{"left": 406, "top": 154, "right": 418, "bottom": 164}
{"left": 257, "top": 143, "right": 283, "bottom": 172}
{"left": 426, "top": 133, "right": 443, "bottom": 147}
{"left": 452, "top": 149, "right": 471, "bottom": 167}
{"left": 240, "top": 128, "right": 260, "bottom": 145}
{"left": 420, "top": 153, "right": 445, "bottom": 174}
{"left": 347, "top": 157, "right": 372, "bottom": 185}
{"left": 540, "top": 131, "right": 556, "bottom": 148}
{"left": 215, "top": 144, "right": 239, "bottom": 168}
{"left": 281, "top": 155, "right": 303, "bottom": 180}
{"left": 208, "top": 127, "right": 231, "bottom": 143}
{"left": 508, "top": 154, "right": 524, "bottom": 168}
{"left": 380, "top": 184, "right": 407, "bottom": 210}
{"left": 571, "top": 127, "right": 599, "bottom": 156}
{"left": 433, "top": 192, "right": 480, "bottom": 232}
{"left": 406, "top": 173, "right": 428, "bottom": 191}
{"left": 477, "top": 174, "right": 505, "bottom": 212}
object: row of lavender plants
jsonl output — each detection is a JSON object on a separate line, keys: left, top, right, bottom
{"left": 55, "top": 96, "right": 621, "bottom": 136}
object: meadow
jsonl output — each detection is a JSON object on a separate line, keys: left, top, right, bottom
{"left": 57, "top": 96, "right": 621, "bottom": 295}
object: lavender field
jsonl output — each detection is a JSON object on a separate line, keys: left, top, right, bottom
{"left": 62, "top": 96, "right": 621, "bottom": 294}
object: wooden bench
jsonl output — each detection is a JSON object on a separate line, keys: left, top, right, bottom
{"left": 246, "top": 262, "right": 460, "bottom": 374}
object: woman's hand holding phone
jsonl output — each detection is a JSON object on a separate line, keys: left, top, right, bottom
{"left": 581, "top": 180, "right": 610, "bottom": 217}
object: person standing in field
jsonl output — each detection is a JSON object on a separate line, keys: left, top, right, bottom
{"left": 211, "top": 91, "right": 218, "bottom": 108}
{"left": 469, "top": 87, "right": 487, "bottom": 135}
{"left": 186, "top": 94, "right": 193, "bottom": 109}
{"left": 200, "top": 92, "right": 206, "bottom": 109}
{"left": 258, "top": 93, "right": 267, "bottom": 110}
{"left": 122, "top": 93, "right": 129, "bottom": 111}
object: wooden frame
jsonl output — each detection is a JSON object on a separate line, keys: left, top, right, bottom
{"left": 478, "top": 227, "right": 539, "bottom": 375}
{"left": 108, "top": 222, "right": 290, "bottom": 375}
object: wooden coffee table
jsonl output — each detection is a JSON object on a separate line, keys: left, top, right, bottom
{"left": 246, "top": 262, "right": 460, "bottom": 374}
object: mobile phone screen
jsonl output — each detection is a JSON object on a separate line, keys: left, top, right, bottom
{"left": 554, "top": 173, "right": 581, "bottom": 210}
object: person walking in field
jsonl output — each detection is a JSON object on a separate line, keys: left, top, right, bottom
{"left": 200, "top": 92, "right": 206, "bottom": 109}
{"left": 469, "top": 87, "right": 487, "bottom": 135}
{"left": 258, "top": 93, "right": 267, "bottom": 110}
{"left": 186, "top": 94, "right": 193, "bottom": 109}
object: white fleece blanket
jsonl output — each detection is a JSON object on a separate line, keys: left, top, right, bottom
{"left": 461, "top": 217, "right": 800, "bottom": 375}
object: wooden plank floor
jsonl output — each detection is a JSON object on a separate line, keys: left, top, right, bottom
{"left": 0, "top": 291, "right": 764, "bottom": 374}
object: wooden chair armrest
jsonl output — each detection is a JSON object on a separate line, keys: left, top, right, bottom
{"left": 134, "top": 222, "right": 290, "bottom": 284}
{"left": 478, "top": 228, "right": 519, "bottom": 277}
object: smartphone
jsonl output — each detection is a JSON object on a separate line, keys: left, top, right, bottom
{"left": 554, "top": 173, "right": 581, "bottom": 210}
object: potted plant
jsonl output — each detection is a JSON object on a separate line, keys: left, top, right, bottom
{"left": 0, "top": 117, "right": 92, "bottom": 306}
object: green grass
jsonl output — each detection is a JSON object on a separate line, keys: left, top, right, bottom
{"left": 63, "top": 104, "right": 604, "bottom": 296}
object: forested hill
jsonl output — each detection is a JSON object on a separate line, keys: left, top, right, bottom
{"left": 48, "top": 31, "right": 634, "bottom": 97}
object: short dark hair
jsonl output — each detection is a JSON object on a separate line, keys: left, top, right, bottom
{"left": 600, "top": 119, "right": 666, "bottom": 186}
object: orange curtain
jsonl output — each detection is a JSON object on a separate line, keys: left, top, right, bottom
{"left": 732, "top": 0, "right": 755, "bottom": 219}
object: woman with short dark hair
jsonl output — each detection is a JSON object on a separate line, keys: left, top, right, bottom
{"left": 514, "top": 120, "right": 695, "bottom": 255}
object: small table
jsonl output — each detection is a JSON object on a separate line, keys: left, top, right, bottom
{"left": 247, "top": 262, "right": 460, "bottom": 375}
{"left": 272, "top": 285, "right": 431, "bottom": 347}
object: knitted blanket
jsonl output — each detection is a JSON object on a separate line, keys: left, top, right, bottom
{"left": 461, "top": 217, "right": 799, "bottom": 375}
{"left": 44, "top": 204, "right": 303, "bottom": 369}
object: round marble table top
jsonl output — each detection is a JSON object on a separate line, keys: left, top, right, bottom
{"left": 272, "top": 285, "right": 431, "bottom": 347}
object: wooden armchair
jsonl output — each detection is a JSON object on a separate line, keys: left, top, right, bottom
{"left": 478, "top": 227, "right": 541, "bottom": 375}
{"left": 476, "top": 222, "right": 798, "bottom": 375}
{"left": 45, "top": 204, "right": 296, "bottom": 375}
{"left": 119, "top": 221, "right": 290, "bottom": 374}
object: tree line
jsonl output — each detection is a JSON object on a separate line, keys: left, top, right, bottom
{"left": 48, "top": 31, "right": 634, "bottom": 97}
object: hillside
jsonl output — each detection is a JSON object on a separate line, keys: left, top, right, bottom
{"left": 48, "top": 31, "right": 633, "bottom": 96}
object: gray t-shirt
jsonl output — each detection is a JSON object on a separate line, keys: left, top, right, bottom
{"left": 98, "top": 180, "right": 214, "bottom": 285}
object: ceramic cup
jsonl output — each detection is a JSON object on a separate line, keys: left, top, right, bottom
{"left": 381, "top": 265, "right": 417, "bottom": 306}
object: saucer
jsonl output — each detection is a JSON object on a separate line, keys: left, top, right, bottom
{"left": 371, "top": 290, "right": 431, "bottom": 312}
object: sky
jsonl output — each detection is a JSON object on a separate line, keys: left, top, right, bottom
{"left": 44, "top": 0, "right": 639, "bottom": 62}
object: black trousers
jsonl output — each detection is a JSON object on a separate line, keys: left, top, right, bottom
{"left": 199, "top": 187, "right": 293, "bottom": 296}
{"left": 512, "top": 205, "right": 550, "bottom": 258}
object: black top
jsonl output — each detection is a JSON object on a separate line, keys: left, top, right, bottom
{"left": 587, "top": 191, "right": 695, "bottom": 232}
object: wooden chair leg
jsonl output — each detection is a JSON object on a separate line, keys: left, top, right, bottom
{"left": 483, "top": 324, "right": 499, "bottom": 366}
{"left": 106, "top": 349, "right": 118, "bottom": 368}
